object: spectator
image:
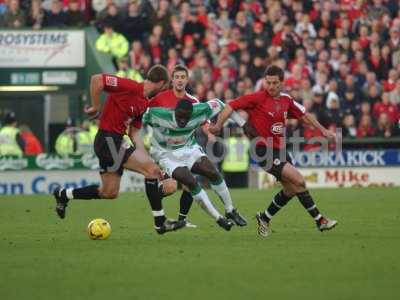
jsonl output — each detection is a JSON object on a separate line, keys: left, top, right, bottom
{"left": 65, "top": 0, "right": 85, "bottom": 27}
{"left": 357, "top": 115, "right": 376, "bottom": 138}
{"left": 26, "top": 0, "right": 44, "bottom": 29}
{"left": 342, "top": 114, "right": 357, "bottom": 138}
{"left": 375, "top": 113, "right": 395, "bottom": 138}
{"left": 362, "top": 72, "right": 382, "bottom": 97}
{"left": 373, "top": 92, "right": 399, "bottom": 123}
{"left": 383, "top": 69, "right": 398, "bottom": 92}
{"left": 121, "top": 0, "right": 150, "bottom": 43}
{"left": 95, "top": 22, "right": 129, "bottom": 60}
{"left": 43, "top": 0, "right": 66, "bottom": 27}
{"left": 326, "top": 98, "right": 343, "bottom": 127}
{"left": 295, "top": 13, "right": 317, "bottom": 38}
{"left": 342, "top": 88, "right": 360, "bottom": 116}
{"left": 389, "top": 79, "right": 400, "bottom": 105}
{"left": 152, "top": 0, "right": 171, "bottom": 32}
{"left": 96, "top": 2, "right": 122, "bottom": 32}
{"left": 365, "top": 84, "right": 381, "bottom": 104}
{"left": 129, "top": 40, "right": 145, "bottom": 70}
{"left": 19, "top": 124, "right": 44, "bottom": 155}
{"left": 2, "top": 0, "right": 26, "bottom": 28}
{"left": 115, "top": 57, "right": 143, "bottom": 82}
{"left": 182, "top": 10, "right": 206, "bottom": 48}
{"left": 367, "top": 45, "right": 388, "bottom": 81}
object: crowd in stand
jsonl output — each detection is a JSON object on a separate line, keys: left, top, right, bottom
{"left": 1, "top": 0, "right": 400, "bottom": 141}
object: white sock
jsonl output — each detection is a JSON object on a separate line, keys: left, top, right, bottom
{"left": 210, "top": 180, "right": 234, "bottom": 213}
{"left": 192, "top": 189, "right": 222, "bottom": 220}
{"left": 66, "top": 188, "right": 74, "bottom": 200}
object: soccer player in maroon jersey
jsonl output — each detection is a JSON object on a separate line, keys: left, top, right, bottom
{"left": 149, "top": 64, "right": 247, "bottom": 228}
{"left": 53, "top": 65, "right": 184, "bottom": 234}
{"left": 210, "top": 65, "right": 338, "bottom": 237}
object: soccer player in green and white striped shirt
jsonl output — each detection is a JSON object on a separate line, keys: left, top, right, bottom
{"left": 143, "top": 98, "right": 247, "bottom": 230}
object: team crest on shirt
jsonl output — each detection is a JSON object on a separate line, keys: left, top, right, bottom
{"left": 271, "top": 122, "right": 284, "bottom": 135}
{"left": 209, "top": 100, "right": 219, "bottom": 109}
{"left": 105, "top": 76, "right": 118, "bottom": 87}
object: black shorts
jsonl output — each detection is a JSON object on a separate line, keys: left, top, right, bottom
{"left": 255, "top": 145, "right": 293, "bottom": 181}
{"left": 94, "top": 129, "right": 135, "bottom": 176}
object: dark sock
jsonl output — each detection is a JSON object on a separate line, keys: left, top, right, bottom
{"left": 145, "top": 178, "right": 166, "bottom": 227}
{"left": 178, "top": 190, "right": 194, "bottom": 220}
{"left": 261, "top": 190, "right": 292, "bottom": 222}
{"left": 297, "top": 190, "right": 322, "bottom": 221}
{"left": 63, "top": 185, "right": 100, "bottom": 200}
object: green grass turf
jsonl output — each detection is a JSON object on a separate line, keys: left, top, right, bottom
{"left": 1, "top": 188, "right": 400, "bottom": 300}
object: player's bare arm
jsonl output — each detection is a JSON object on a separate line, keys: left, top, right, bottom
{"left": 301, "top": 112, "right": 336, "bottom": 141}
{"left": 209, "top": 104, "right": 233, "bottom": 134}
{"left": 85, "top": 73, "right": 103, "bottom": 118}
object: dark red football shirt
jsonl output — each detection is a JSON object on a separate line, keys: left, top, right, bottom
{"left": 99, "top": 74, "right": 147, "bottom": 134}
{"left": 149, "top": 89, "right": 199, "bottom": 108}
{"left": 229, "top": 90, "right": 306, "bottom": 149}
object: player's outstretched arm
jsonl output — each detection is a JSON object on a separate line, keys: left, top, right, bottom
{"left": 301, "top": 112, "right": 336, "bottom": 141}
{"left": 209, "top": 104, "right": 234, "bottom": 134}
{"left": 84, "top": 74, "right": 104, "bottom": 119}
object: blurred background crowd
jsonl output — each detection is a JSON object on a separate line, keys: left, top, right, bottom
{"left": 1, "top": 0, "right": 400, "bottom": 158}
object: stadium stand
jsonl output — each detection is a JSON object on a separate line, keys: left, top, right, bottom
{"left": 0, "top": 0, "right": 400, "bottom": 151}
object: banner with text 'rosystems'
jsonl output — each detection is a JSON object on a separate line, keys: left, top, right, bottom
{"left": 0, "top": 30, "right": 85, "bottom": 68}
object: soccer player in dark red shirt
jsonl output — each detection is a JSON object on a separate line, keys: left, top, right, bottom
{"left": 53, "top": 65, "right": 184, "bottom": 234}
{"left": 149, "top": 64, "right": 247, "bottom": 228}
{"left": 210, "top": 65, "right": 338, "bottom": 237}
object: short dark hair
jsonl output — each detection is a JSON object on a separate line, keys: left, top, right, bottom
{"left": 3, "top": 111, "right": 16, "bottom": 125}
{"left": 147, "top": 64, "right": 170, "bottom": 83}
{"left": 176, "top": 99, "right": 193, "bottom": 112}
{"left": 172, "top": 64, "right": 189, "bottom": 77}
{"left": 264, "top": 65, "right": 284, "bottom": 81}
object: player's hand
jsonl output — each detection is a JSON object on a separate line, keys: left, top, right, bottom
{"left": 208, "top": 124, "right": 222, "bottom": 135}
{"left": 322, "top": 129, "right": 336, "bottom": 142}
{"left": 84, "top": 105, "right": 100, "bottom": 120}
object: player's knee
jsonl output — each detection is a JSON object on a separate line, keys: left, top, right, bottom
{"left": 144, "top": 165, "right": 161, "bottom": 179}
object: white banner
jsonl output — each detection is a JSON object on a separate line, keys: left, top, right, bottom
{"left": 257, "top": 167, "right": 400, "bottom": 188}
{"left": 0, "top": 31, "right": 85, "bottom": 68}
{"left": 0, "top": 170, "right": 144, "bottom": 195}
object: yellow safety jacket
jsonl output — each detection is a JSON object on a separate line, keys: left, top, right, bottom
{"left": 222, "top": 137, "right": 250, "bottom": 172}
{"left": 88, "top": 123, "right": 98, "bottom": 143}
{"left": 116, "top": 69, "right": 144, "bottom": 82}
{"left": 95, "top": 32, "right": 129, "bottom": 59}
{"left": 0, "top": 126, "right": 23, "bottom": 157}
{"left": 55, "top": 130, "right": 93, "bottom": 156}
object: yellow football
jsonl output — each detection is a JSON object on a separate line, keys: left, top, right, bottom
{"left": 87, "top": 218, "right": 111, "bottom": 240}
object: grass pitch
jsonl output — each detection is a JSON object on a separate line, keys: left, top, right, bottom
{"left": 1, "top": 188, "right": 399, "bottom": 300}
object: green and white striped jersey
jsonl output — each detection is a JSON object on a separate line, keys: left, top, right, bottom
{"left": 143, "top": 99, "right": 224, "bottom": 150}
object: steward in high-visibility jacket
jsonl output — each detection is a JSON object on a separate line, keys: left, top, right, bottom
{"left": 55, "top": 129, "right": 93, "bottom": 156}
{"left": 0, "top": 126, "right": 24, "bottom": 157}
{"left": 115, "top": 58, "right": 144, "bottom": 82}
{"left": 222, "top": 133, "right": 250, "bottom": 188}
{"left": 222, "top": 136, "right": 250, "bottom": 172}
{"left": 95, "top": 23, "right": 129, "bottom": 59}
{"left": 0, "top": 112, "right": 25, "bottom": 157}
